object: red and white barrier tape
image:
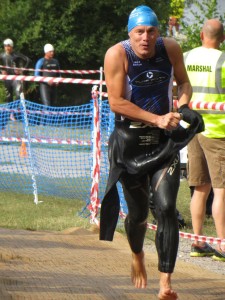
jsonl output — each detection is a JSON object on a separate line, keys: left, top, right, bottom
{"left": 173, "top": 100, "right": 225, "bottom": 111}
{"left": 100, "top": 91, "right": 108, "bottom": 98}
{"left": 146, "top": 223, "right": 225, "bottom": 245}
{"left": 89, "top": 86, "right": 101, "bottom": 224}
{"left": 0, "top": 65, "right": 100, "bottom": 74}
{"left": 0, "top": 74, "right": 106, "bottom": 85}
{"left": 0, "top": 136, "right": 91, "bottom": 146}
{"left": 0, "top": 107, "right": 91, "bottom": 115}
{"left": 100, "top": 95, "right": 225, "bottom": 110}
{"left": 117, "top": 211, "right": 225, "bottom": 246}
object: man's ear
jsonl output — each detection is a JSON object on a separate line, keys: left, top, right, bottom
{"left": 157, "top": 29, "right": 160, "bottom": 37}
{"left": 200, "top": 31, "right": 204, "bottom": 41}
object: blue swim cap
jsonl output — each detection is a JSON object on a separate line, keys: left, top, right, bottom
{"left": 128, "top": 5, "right": 159, "bottom": 33}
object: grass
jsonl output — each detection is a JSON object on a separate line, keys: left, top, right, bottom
{"left": 0, "top": 191, "right": 90, "bottom": 231}
{"left": 0, "top": 180, "right": 216, "bottom": 240}
{"left": 176, "top": 180, "right": 216, "bottom": 237}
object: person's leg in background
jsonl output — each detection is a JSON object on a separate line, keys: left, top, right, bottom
{"left": 190, "top": 183, "right": 212, "bottom": 245}
{"left": 190, "top": 186, "right": 213, "bottom": 217}
{"left": 40, "top": 83, "right": 51, "bottom": 106}
{"left": 40, "top": 83, "right": 51, "bottom": 125}
{"left": 212, "top": 188, "right": 225, "bottom": 255}
{"left": 199, "top": 135, "right": 225, "bottom": 260}
{"left": 188, "top": 135, "right": 215, "bottom": 256}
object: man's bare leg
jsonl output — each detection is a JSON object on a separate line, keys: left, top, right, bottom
{"left": 190, "top": 184, "right": 211, "bottom": 246}
{"left": 131, "top": 250, "right": 147, "bottom": 288}
{"left": 158, "top": 273, "right": 178, "bottom": 300}
{"left": 212, "top": 188, "right": 225, "bottom": 252}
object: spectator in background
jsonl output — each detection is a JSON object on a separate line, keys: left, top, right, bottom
{"left": 168, "top": 16, "right": 180, "bottom": 37}
{"left": 0, "top": 38, "right": 31, "bottom": 121}
{"left": 35, "top": 44, "right": 60, "bottom": 106}
{"left": 184, "top": 19, "right": 225, "bottom": 262}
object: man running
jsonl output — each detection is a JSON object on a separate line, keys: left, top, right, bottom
{"left": 100, "top": 5, "right": 204, "bottom": 300}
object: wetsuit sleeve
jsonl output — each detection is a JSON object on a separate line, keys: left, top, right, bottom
{"left": 13, "top": 53, "right": 31, "bottom": 70}
{"left": 19, "top": 53, "right": 31, "bottom": 68}
{"left": 34, "top": 58, "right": 44, "bottom": 76}
{"left": 0, "top": 53, "right": 4, "bottom": 72}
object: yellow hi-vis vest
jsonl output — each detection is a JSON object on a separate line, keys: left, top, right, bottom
{"left": 184, "top": 46, "right": 225, "bottom": 138}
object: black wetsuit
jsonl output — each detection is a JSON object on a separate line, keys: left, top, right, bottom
{"left": 0, "top": 51, "right": 30, "bottom": 128}
{"left": 100, "top": 38, "right": 191, "bottom": 273}
{"left": 35, "top": 57, "right": 60, "bottom": 106}
{"left": 0, "top": 51, "right": 30, "bottom": 102}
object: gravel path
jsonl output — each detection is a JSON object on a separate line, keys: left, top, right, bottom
{"left": 0, "top": 227, "right": 224, "bottom": 299}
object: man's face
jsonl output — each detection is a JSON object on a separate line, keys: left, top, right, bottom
{"left": 129, "top": 25, "right": 159, "bottom": 59}
{"left": 45, "top": 51, "right": 54, "bottom": 59}
{"left": 4, "top": 44, "right": 13, "bottom": 55}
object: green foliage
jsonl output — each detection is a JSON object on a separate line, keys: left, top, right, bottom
{"left": 0, "top": 0, "right": 171, "bottom": 68}
{"left": 170, "top": 0, "right": 185, "bottom": 18}
{"left": 176, "top": 181, "right": 216, "bottom": 237}
{"left": 0, "top": 0, "right": 172, "bottom": 104}
{"left": 0, "top": 83, "right": 6, "bottom": 104}
{"left": 180, "top": 0, "right": 225, "bottom": 52}
{"left": 0, "top": 0, "right": 224, "bottom": 104}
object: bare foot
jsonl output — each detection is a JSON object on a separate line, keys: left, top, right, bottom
{"left": 158, "top": 273, "right": 178, "bottom": 300}
{"left": 131, "top": 250, "right": 147, "bottom": 288}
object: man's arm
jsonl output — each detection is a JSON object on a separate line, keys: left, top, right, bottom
{"left": 104, "top": 43, "right": 181, "bottom": 130}
{"left": 34, "top": 58, "right": 44, "bottom": 76}
{"left": 165, "top": 38, "right": 204, "bottom": 131}
{"left": 164, "top": 38, "right": 192, "bottom": 108}
{"left": 0, "top": 53, "right": 7, "bottom": 74}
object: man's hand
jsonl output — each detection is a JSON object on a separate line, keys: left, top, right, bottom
{"left": 178, "top": 104, "right": 204, "bottom": 133}
{"left": 155, "top": 112, "right": 182, "bottom": 130}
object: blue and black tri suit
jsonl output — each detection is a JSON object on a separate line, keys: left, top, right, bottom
{"left": 35, "top": 57, "right": 60, "bottom": 106}
{"left": 100, "top": 37, "right": 182, "bottom": 273}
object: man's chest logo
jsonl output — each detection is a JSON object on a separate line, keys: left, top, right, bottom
{"left": 130, "top": 70, "right": 169, "bottom": 87}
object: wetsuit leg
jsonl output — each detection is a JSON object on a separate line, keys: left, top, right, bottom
{"left": 50, "top": 86, "right": 58, "bottom": 106}
{"left": 120, "top": 173, "right": 149, "bottom": 254}
{"left": 4, "top": 81, "right": 13, "bottom": 103}
{"left": 150, "top": 153, "right": 180, "bottom": 273}
{"left": 40, "top": 83, "right": 51, "bottom": 106}
{"left": 13, "top": 80, "right": 23, "bottom": 100}
{"left": 1, "top": 81, "right": 13, "bottom": 129}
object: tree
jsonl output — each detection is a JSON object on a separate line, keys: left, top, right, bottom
{"left": 170, "top": 0, "right": 185, "bottom": 19}
{"left": 0, "top": 0, "right": 224, "bottom": 104}
{"left": 0, "top": 0, "right": 171, "bottom": 104}
{"left": 0, "top": 0, "right": 171, "bottom": 69}
{"left": 180, "top": 0, "right": 225, "bottom": 52}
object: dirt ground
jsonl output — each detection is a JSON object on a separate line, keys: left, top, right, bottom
{"left": 0, "top": 227, "right": 224, "bottom": 300}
